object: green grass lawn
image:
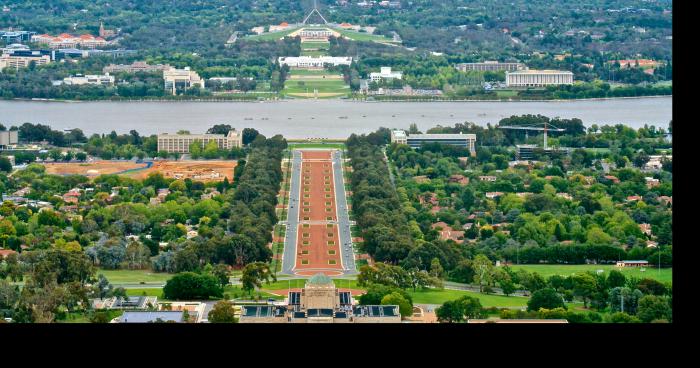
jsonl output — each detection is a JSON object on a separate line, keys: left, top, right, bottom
{"left": 126, "top": 288, "right": 165, "bottom": 298}
{"left": 496, "top": 90, "right": 519, "bottom": 98}
{"left": 58, "top": 310, "right": 123, "bottom": 323}
{"left": 245, "top": 27, "right": 301, "bottom": 41}
{"left": 224, "top": 285, "right": 285, "bottom": 300}
{"left": 334, "top": 28, "right": 397, "bottom": 43}
{"left": 98, "top": 269, "right": 174, "bottom": 284}
{"left": 408, "top": 288, "right": 528, "bottom": 308}
{"left": 509, "top": 264, "right": 672, "bottom": 284}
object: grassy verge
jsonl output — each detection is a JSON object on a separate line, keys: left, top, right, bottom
{"left": 98, "top": 269, "right": 174, "bottom": 284}
{"left": 408, "top": 288, "right": 528, "bottom": 308}
{"left": 509, "top": 264, "right": 672, "bottom": 284}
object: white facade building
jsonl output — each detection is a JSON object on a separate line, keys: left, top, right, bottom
{"left": 163, "top": 67, "right": 204, "bottom": 95}
{"left": 370, "top": 67, "right": 403, "bottom": 82}
{"left": 278, "top": 56, "right": 352, "bottom": 68}
{"left": 0, "top": 53, "right": 50, "bottom": 69}
{"left": 505, "top": 70, "right": 574, "bottom": 87}
{"left": 456, "top": 61, "right": 526, "bottom": 72}
{"left": 62, "top": 73, "right": 114, "bottom": 86}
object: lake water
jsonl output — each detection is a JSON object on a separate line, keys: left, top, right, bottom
{"left": 0, "top": 97, "right": 672, "bottom": 139}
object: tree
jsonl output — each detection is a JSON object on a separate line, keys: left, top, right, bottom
{"left": 435, "top": 299, "right": 466, "bottom": 323}
{"left": 210, "top": 264, "right": 231, "bottom": 288}
{"left": 606, "top": 270, "right": 627, "bottom": 289}
{"left": 189, "top": 139, "right": 203, "bottom": 159}
{"left": 527, "top": 288, "right": 565, "bottom": 311}
{"left": 572, "top": 272, "right": 598, "bottom": 308}
{"left": 472, "top": 254, "right": 494, "bottom": 292}
{"left": 636, "top": 295, "right": 671, "bottom": 322}
{"left": 380, "top": 292, "right": 413, "bottom": 318}
{"left": 240, "top": 262, "right": 276, "bottom": 296}
{"left": 162, "top": 272, "right": 223, "bottom": 300}
{"left": 0, "top": 157, "right": 12, "bottom": 172}
{"left": 208, "top": 301, "right": 237, "bottom": 323}
{"left": 242, "top": 128, "right": 260, "bottom": 145}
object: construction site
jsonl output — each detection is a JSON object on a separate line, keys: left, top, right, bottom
{"left": 42, "top": 160, "right": 237, "bottom": 182}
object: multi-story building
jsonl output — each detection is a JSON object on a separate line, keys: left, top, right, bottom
{"left": 278, "top": 56, "right": 352, "bottom": 68}
{"left": 157, "top": 129, "right": 242, "bottom": 154}
{"left": 0, "top": 51, "right": 50, "bottom": 69}
{"left": 62, "top": 73, "right": 115, "bottom": 86}
{"left": 391, "top": 130, "right": 476, "bottom": 155}
{"left": 103, "top": 61, "right": 172, "bottom": 74}
{"left": 456, "top": 61, "right": 526, "bottom": 72}
{"left": 239, "top": 274, "right": 401, "bottom": 324}
{"left": 31, "top": 33, "right": 107, "bottom": 49}
{"left": 369, "top": 67, "right": 402, "bottom": 82}
{"left": 505, "top": 70, "right": 574, "bottom": 87}
{"left": 163, "top": 67, "right": 204, "bottom": 95}
{"left": 0, "top": 130, "right": 19, "bottom": 148}
{"left": 0, "top": 30, "right": 36, "bottom": 43}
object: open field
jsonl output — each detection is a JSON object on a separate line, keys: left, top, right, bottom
{"left": 126, "top": 160, "right": 237, "bottom": 182}
{"left": 408, "top": 289, "right": 529, "bottom": 308}
{"left": 335, "top": 28, "right": 397, "bottom": 43}
{"left": 97, "top": 269, "right": 174, "bottom": 284}
{"left": 283, "top": 68, "right": 349, "bottom": 98}
{"left": 509, "top": 264, "right": 672, "bottom": 284}
{"left": 43, "top": 160, "right": 147, "bottom": 177}
{"left": 126, "top": 288, "right": 165, "bottom": 298}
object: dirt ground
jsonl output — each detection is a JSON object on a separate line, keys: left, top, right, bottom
{"left": 43, "top": 161, "right": 147, "bottom": 176}
{"left": 43, "top": 160, "right": 237, "bottom": 182}
{"left": 127, "top": 160, "right": 237, "bottom": 182}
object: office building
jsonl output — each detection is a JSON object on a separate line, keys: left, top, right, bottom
{"left": 103, "top": 61, "right": 172, "bottom": 74}
{"left": 62, "top": 73, "right": 114, "bottom": 86}
{"left": 0, "top": 52, "right": 50, "bottom": 69}
{"left": 278, "top": 56, "right": 352, "bottom": 68}
{"left": 157, "top": 129, "right": 242, "bottom": 154}
{"left": 370, "top": 67, "right": 402, "bottom": 82}
{"left": 31, "top": 33, "right": 107, "bottom": 49}
{"left": 239, "top": 273, "right": 401, "bottom": 324}
{"left": 456, "top": 61, "right": 526, "bottom": 72}
{"left": 505, "top": 70, "right": 574, "bottom": 87}
{"left": 0, "top": 30, "right": 36, "bottom": 43}
{"left": 163, "top": 67, "right": 204, "bottom": 95}
{"left": 391, "top": 130, "right": 476, "bottom": 155}
{"left": 0, "top": 130, "right": 19, "bottom": 148}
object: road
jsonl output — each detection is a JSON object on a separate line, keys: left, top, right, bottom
{"left": 332, "top": 149, "right": 357, "bottom": 275}
{"left": 280, "top": 150, "right": 302, "bottom": 275}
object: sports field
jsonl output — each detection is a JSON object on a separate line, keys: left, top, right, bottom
{"left": 408, "top": 289, "right": 529, "bottom": 308}
{"left": 509, "top": 264, "right": 672, "bottom": 284}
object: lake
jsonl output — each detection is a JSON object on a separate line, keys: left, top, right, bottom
{"left": 0, "top": 97, "right": 672, "bottom": 139}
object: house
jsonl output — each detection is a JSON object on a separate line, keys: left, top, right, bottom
{"left": 646, "top": 240, "right": 658, "bottom": 248}
{"left": 626, "top": 195, "right": 642, "bottom": 202}
{"left": 485, "top": 192, "right": 504, "bottom": 199}
{"left": 645, "top": 177, "right": 660, "bottom": 188}
{"left": 448, "top": 174, "right": 469, "bottom": 185}
{"left": 556, "top": 192, "right": 572, "bottom": 200}
{"left": 431, "top": 222, "right": 465, "bottom": 243}
{"left": 0, "top": 249, "right": 18, "bottom": 259}
{"left": 186, "top": 230, "right": 199, "bottom": 239}
{"left": 604, "top": 175, "right": 620, "bottom": 184}
{"left": 413, "top": 175, "right": 430, "bottom": 184}
{"left": 201, "top": 189, "right": 221, "bottom": 200}
{"left": 639, "top": 223, "right": 652, "bottom": 236}
{"left": 479, "top": 176, "right": 497, "bottom": 182}
{"left": 616, "top": 260, "right": 649, "bottom": 268}
{"left": 418, "top": 193, "right": 439, "bottom": 206}
{"left": 516, "top": 192, "right": 533, "bottom": 198}
{"left": 657, "top": 196, "right": 672, "bottom": 206}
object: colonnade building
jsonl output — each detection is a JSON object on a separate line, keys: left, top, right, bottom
{"left": 278, "top": 56, "right": 352, "bottom": 68}
{"left": 505, "top": 70, "right": 573, "bottom": 87}
{"left": 157, "top": 129, "right": 242, "bottom": 154}
{"left": 456, "top": 61, "right": 526, "bottom": 72}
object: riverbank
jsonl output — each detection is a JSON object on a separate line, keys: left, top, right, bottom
{"left": 0, "top": 97, "right": 671, "bottom": 138}
{"left": 8, "top": 94, "right": 671, "bottom": 104}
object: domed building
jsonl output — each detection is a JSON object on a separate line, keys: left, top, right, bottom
{"left": 239, "top": 273, "right": 401, "bottom": 324}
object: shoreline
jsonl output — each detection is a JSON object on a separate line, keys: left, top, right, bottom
{"left": 8, "top": 94, "right": 672, "bottom": 104}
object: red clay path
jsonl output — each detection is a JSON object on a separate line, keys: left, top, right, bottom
{"left": 294, "top": 150, "right": 343, "bottom": 275}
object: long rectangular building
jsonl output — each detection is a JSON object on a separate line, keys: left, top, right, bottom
{"left": 456, "top": 61, "right": 526, "bottom": 72}
{"left": 391, "top": 130, "right": 476, "bottom": 155}
{"left": 505, "top": 70, "right": 573, "bottom": 87}
{"left": 278, "top": 56, "right": 352, "bottom": 68}
{"left": 157, "top": 129, "right": 242, "bottom": 154}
